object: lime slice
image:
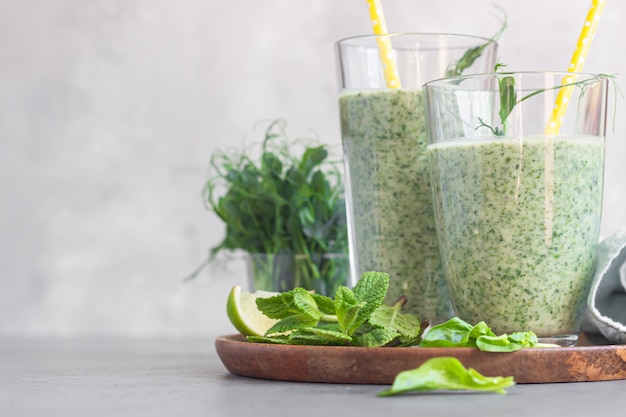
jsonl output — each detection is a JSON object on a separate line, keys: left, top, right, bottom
{"left": 226, "top": 285, "right": 279, "bottom": 336}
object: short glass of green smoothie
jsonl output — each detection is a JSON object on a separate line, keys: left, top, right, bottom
{"left": 335, "top": 34, "right": 498, "bottom": 324}
{"left": 423, "top": 72, "right": 609, "bottom": 346}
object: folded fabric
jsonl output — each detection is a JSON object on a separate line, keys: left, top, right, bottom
{"left": 585, "top": 227, "right": 626, "bottom": 344}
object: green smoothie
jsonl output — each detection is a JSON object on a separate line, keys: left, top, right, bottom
{"left": 339, "top": 89, "right": 453, "bottom": 323}
{"left": 427, "top": 135, "right": 604, "bottom": 337}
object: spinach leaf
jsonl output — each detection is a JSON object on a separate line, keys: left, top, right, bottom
{"left": 420, "top": 317, "right": 537, "bottom": 352}
{"left": 378, "top": 357, "right": 515, "bottom": 396}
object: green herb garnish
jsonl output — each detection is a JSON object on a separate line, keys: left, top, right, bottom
{"left": 378, "top": 357, "right": 515, "bottom": 396}
{"left": 477, "top": 69, "right": 617, "bottom": 136}
{"left": 445, "top": 5, "right": 507, "bottom": 77}
{"left": 187, "top": 120, "right": 349, "bottom": 296}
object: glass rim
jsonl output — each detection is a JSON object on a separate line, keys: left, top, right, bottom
{"left": 336, "top": 32, "right": 494, "bottom": 48}
{"left": 423, "top": 71, "right": 608, "bottom": 90}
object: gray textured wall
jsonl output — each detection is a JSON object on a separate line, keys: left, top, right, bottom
{"left": 1, "top": 0, "right": 625, "bottom": 338}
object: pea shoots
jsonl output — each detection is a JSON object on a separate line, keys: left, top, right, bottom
{"left": 188, "top": 120, "right": 349, "bottom": 296}
{"left": 477, "top": 67, "right": 616, "bottom": 136}
{"left": 445, "top": 5, "right": 507, "bottom": 78}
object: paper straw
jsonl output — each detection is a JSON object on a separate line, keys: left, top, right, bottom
{"left": 367, "top": 0, "right": 401, "bottom": 88}
{"left": 543, "top": 0, "right": 606, "bottom": 247}
{"left": 545, "top": 0, "right": 607, "bottom": 135}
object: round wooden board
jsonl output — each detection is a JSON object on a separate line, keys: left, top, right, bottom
{"left": 215, "top": 333, "right": 626, "bottom": 384}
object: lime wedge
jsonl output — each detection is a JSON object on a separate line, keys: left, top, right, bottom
{"left": 226, "top": 285, "right": 279, "bottom": 337}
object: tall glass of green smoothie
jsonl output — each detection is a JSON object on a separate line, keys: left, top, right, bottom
{"left": 335, "top": 34, "right": 498, "bottom": 324}
{"left": 424, "top": 72, "right": 609, "bottom": 346}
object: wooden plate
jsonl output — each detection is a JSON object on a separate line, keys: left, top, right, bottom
{"left": 215, "top": 333, "right": 626, "bottom": 384}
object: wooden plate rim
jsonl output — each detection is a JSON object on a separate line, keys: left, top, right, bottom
{"left": 215, "top": 334, "right": 626, "bottom": 384}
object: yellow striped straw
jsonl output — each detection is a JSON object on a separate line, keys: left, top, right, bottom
{"left": 367, "top": 0, "right": 401, "bottom": 88}
{"left": 545, "top": 0, "right": 607, "bottom": 135}
{"left": 543, "top": 0, "right": 606, "bottom": 247}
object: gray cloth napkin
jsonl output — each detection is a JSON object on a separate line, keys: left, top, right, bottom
{"left": 585, "top": 227, "right": 626, "bottom": 344}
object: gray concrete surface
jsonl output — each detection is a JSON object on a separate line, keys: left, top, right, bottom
{"left": 1, "top": 337, "right": 625, "bottom": 417}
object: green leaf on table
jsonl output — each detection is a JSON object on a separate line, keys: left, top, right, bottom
{"left": 378, "top": 357, "right": 515, "bottom": 396}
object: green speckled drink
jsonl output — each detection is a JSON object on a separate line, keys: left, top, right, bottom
{"left": 423, "top": 72, "right": 609, "bottom": 345}
{"left": 428, "top": 136, "right": 604, "bottom": 338}
{"left": 336, "top": 34, "right": 497, "bottom": 323}
{"left": 340, "top": 89, "right": 451, "bottom": 321}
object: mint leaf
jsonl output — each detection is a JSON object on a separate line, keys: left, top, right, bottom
{"left": 353, "top": 272, "right": 389, "bottom": 304}
{"left": 369, "top": 304, "right": 421, "bottom": 339}
{"left": 353, "top": 327, "right": 399, "bottom": 347}
{"left": 249, "top": 323, "right": 350, "bottom": 346}
{"left": 378, "top": 357, "right": 515, "bottom": 396}
{"left": 352, "top": 271, "right": 389, "bottom": 321}
{"left": 334, "top": 286, "right": 366, "bottom": 336}
{"left": 265, "top": 314, "right": 318, "bottom": 336}
{"left": 256, "top": 291, "right": 298, "bottom": 319}
{"left": 311, "top": 293, "right": 336, "bottom": 315}
{"left": 256, "top": 288, "right": 322, "bottom": 321}
{"left": 332, "top": 272, "right": 389, "bottom": 336}
{"left": 247, "top": 334, "right": 291, "bottom": 344}
{"left": 292, "top": 287, "right": 322, "bottom": 320}
{"left": 285, "top": 333, "right": 339, "bottom": 346}
{"left": 299, "top": 327, "right": 352, "bottom": 344}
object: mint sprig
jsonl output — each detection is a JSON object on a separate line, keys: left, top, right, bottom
{"left": 248, "top": 271, "right": 422, "bottom": 347}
